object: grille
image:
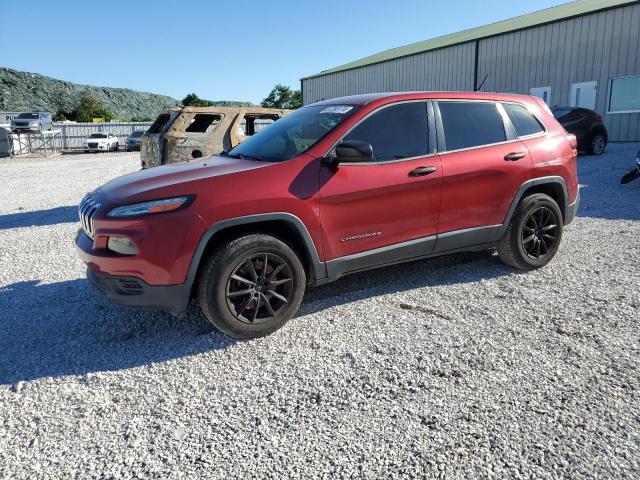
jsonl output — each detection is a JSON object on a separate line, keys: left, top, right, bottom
{"left": 79, "top": 195, "right": 101, "bottom": 239}
{"left": 88, "top": 142, "right": 98, "bottom": 148}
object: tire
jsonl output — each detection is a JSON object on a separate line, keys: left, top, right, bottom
{"left": 114, "top": 142, "right": 119, "bottom": 151}
{"left": 497, "top": 193, "right": 563, "bottom": 270}
{"left": 198, "top": 234, "right": 306, "bottom": 339}
{"left": 589, "top": 132, "right": 606, "bottom": 155}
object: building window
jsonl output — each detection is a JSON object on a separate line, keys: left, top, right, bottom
{"left": 609, "top": 76, "right": 640, "bottom": 113}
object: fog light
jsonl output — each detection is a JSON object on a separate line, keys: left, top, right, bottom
{"left": 107, "top": 236, "right": 137, "bottom": 255}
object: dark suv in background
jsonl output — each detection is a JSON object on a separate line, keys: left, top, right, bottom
{"left": 552, "top": 107, "right": 607, "bottom": 155}
{"left": 77, "top": 92, "right": 579, "bottom": 339}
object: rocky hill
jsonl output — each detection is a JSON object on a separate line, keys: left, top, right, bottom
{"left": 0, "top": 68, "right": 254, "bottom": 120}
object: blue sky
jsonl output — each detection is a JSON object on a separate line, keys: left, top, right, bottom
{"left": 2, "top": 0, "right": 566, "bottom": 104}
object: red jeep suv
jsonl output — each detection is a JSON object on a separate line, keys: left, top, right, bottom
{"left": 76, "top": 92, "right": 579, "bottom": 338}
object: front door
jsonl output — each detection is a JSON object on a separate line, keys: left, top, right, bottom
{"left": 570, "top": 81, "right": 597, "bottom": 110}
{"left": 319, "top": 101, "right": 442, "bottom": 262}
{"left": 530, "top": 86, "right": 552, "bottom": 105}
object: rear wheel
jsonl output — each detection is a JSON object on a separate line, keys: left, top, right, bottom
{"left": 589, "top": 132, "right": 606, "bottom": 155}
{"left": 198, "top": 234, "right": 306, "bottom": 339}
{"left": 497, "top": 193, "right": 563, "bottom": 270}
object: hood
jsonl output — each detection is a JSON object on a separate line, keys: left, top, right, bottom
{"left": 86, "top": 137, "right": 110, "bottom": 143}
{"left": 95, "top": 156, "right": 272, "bottom": 204}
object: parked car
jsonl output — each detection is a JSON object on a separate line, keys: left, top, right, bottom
{"left": 76, "top": 92, "right": 579, "bottom": 339}
{"left": 125, "top": 130, "right": 145, "bottom": 151}
{"left": 140, "top": 106, "right": 290, "bottom": 168}
{"left": 84, "top": 132, "right": 119, "bottom": 153}
{"left": 620, "top": 149, "right": 640, "bottom": 184}
{"left": 552, "top": 106, "right": 607, "bottom": 155}
{"left": 10, "top": 112, "right": 53, "bottom": 132}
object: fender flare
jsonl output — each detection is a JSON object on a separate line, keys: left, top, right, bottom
{"left": 498, "top": 176, "right": 568, "bottom": 237}
{"left": 184, "top": 212, "right": 326, "bottom": 290}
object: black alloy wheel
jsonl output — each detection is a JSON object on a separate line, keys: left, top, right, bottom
{"left": 197, "top": 234, "right": 306, "bottom": 339}
{"left": 521, "top": 206, "right": 558, "bottom": 260}
{"left": 225, "top": 253, "right": 293, "bottom": 324}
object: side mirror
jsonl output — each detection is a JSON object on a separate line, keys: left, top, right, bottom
{"left": 327, "top": 140, "right": 373, "bottom": 165}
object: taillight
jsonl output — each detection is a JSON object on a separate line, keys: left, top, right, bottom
{"left": 593, "top": 113, "right": 602, "bottom": 122}
{"left": 567, "top": 134, "right": 578, "bottom": 150}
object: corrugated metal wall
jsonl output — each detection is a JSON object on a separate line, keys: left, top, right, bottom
{"left": 478, "top": 2, "right": 640, "bottom": 141}
{"left": 302, "top": 2, "right": 640, "bottom": 141}
{"left": 302, "top": 43, "right": 475, "bottom": 105}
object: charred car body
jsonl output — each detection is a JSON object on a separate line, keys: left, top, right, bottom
{"left": 140, "top": 106, "right": 290, "bottom": 168}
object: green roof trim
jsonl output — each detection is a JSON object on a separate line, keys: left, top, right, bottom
{"left": 302, "top": 0, "right": 637, "bottom": 80}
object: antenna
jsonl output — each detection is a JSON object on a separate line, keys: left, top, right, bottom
{"left": 475, "top": 74, "right": 488, "bottom": 92}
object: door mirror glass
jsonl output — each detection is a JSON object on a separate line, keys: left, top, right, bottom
{"left": 333, "top": 140, "right": 373, "bottom": 164}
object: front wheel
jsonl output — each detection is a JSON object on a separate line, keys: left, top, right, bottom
{"left": 198, "top": 234, "right": 306, "bottom": 339}
{"left": 497, "top": 193, "right": 563, "bottom": 270}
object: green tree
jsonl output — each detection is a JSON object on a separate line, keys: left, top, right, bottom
{"left": 260, "top": 84, "right": 301, "bottom": 109}
{"left": 71, "top": 95, "right": 114, "bottom": 122}
{"left": 181, "top": 93, "right": 214, "bottom": 107}
{"left": 53, "top": 109, "right": 68, "bottom": 122}
{"left": 130, "top": 115, "right": 153, "bottom": 122}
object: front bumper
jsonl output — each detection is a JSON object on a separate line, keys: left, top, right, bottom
{"left": 86, "top": 267, "right": 191, "bottom": 315}
{"left": 12, "top": 125, "right": 39, "bottom": 132}
{"left": 85, "top": 143, "right": 110, "bottom": 151}
{"left": 565, "top": 188, "right": 580, "bottom": 225}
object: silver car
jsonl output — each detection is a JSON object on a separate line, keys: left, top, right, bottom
{"left": 11, "top": 112, "right": 53, "bottom": 133}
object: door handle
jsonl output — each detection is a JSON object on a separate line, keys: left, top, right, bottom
{"left": 408, "top": 166, "right": 437, "bottom": 177}
{"left": 504, "top": 152, "right": 526, "bottom": 161}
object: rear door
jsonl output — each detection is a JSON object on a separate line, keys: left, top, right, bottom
{"left": 435, "top": 100, "right": 533, "bottom": 235}
{"left": 319, "top": 101, "right": 442, "bottom": 261}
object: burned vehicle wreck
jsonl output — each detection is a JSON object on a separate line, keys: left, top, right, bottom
{"left": 140, "top": 106, "right": 290, "bottom": 168}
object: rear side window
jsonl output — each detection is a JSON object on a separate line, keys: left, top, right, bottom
{"left": 438, "top": 101, "right": 506, "bottom": 151}
{"left": 185, "top": 114, "right": 222, "bottom": 133}
{"left": 343, "top": 102, "right": 429, "bottom": 162}
{"left": 503, "top": 103, "right": 544, "bottom": 137}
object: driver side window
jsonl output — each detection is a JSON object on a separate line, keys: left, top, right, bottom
{"left": 343, "top": 102, "right": 429, "bottom": 162}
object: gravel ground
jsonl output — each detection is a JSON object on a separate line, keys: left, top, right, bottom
{"left": 1, "top": 147, "right": 639, "bottom": 479}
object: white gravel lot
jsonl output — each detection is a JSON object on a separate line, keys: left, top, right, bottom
{"left": 0, "top": 146, "right": 639, "bottom": 479}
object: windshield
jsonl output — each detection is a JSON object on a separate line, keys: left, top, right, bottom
{"left": 89, "top": 133, "right": 108, "bottom": 139}
{"left": 226, "top": 105, "right": 358, "bottom": 162}
{"left": 18, "top": 113, "right": 38, "bottom": 119}
{"left": 130, "top": 130, "right": 145, "bottom": 138}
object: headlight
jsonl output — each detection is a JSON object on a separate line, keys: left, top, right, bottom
{"left": 106, "top": 196, "right": 193, "bottom": 217}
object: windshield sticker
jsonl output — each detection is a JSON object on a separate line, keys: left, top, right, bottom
{"left": 320, "top": 106, "right": 353, "bottom": 114}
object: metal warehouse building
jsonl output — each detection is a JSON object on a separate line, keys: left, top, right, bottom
{"left": 301, "top": 0, "right": 640, "bottom": 141}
